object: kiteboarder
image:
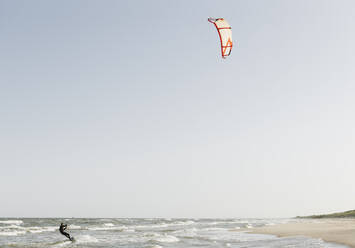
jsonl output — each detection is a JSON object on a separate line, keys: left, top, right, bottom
{"left": 59, "top": 223, "right": 74, "bottom": 241}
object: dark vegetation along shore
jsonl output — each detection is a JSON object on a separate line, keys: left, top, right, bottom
{"left": 297, "top": 209, "right": 355, "bottom": 219}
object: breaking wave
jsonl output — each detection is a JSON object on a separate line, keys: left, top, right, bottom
{"left": 0, "top": 220, "right": 23, "bottom": 225}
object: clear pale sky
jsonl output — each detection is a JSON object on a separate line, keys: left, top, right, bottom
{"left": 1, "top": 0, "right": 355, "bottom": 218}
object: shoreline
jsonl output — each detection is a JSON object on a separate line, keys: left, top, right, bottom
{"left": 247, "top": 218, "right": 355, "bottom": 248}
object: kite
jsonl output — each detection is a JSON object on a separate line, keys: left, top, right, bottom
{"left": 208, "top": 17, "right": 233, "bottom": 58}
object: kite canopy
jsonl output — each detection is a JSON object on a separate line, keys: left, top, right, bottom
{"left": 208, "top": 17, "right": 233, "bottom": 58}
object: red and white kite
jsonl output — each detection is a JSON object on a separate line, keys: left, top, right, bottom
{"left": 208, "top": 17, "right": 233, "bottom": 58}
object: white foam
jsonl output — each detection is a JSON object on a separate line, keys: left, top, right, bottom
{"left": 207, "top": 221, "right": 220, "bottom": 225}
{"left": 0, "top": 225, "right": 58, "bottom": 234}
{"left": 174, "top": 220, "right": 195, "bottom": 226}
{"left": 26, "top": 226, "right": 57, "bottom": 233}
{"left": 75, "top": 234, "right": 99, "bottom": 244}
{"left": 0, "top": 224, "right": 22, "bottom": 230}
{"left": 203, "top": 227, "right": 228, "bottom": 231}
{"left": 68, "top": 224, "right": 81, "bottom": 229}
{"left": 135, "top": 220, "right": 195, "bottom": 229}
{"left": 153, "top": 234, "right": 179, "bottom": 243}
{"left": 88, "top": 225, "right": 127, "bottom": 231}
{"left": 207, "top": 221, "right": 236, "bottom": 225}
{"left": 51, "top": 240, "right": 72, "bottom": 248}
{"left": 0, "top": 220, "right": 23, "bottom": 225}
{"left": 0, "top": 230, "right": 26, "bottom": 236}
{"left": 27, "top": 227, "right": 44, "bottom": 234}
{"left": 135, "top": 223, "right": 169, "bottom": 229}
{"left": 172, "top": 227, "right": 197, "bottom": 238}
{"left": 104, "top": 223, "right": 115, "bottom": 227}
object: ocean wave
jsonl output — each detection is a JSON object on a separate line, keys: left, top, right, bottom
{"left": 135, "top": 220, "right": 195, "bottom": 229}
{"left": 146, "top": 245, "right": 163, "bottom": 248}
{"left": 0, "top": 220, "right": 23, "bottom": 225}
{"left": 202, "top": 227, "right": 228, "bottom": 231}
{"left": 206, "top": 220, "right": 241, "bottom": 226}
{"left": 173, "top": 220, "right": 195, "bottom": 226}
{"left": 50, "top": 240, "right": 72, "bottom": 248}
{"left": 238, "top": 220, "right": 251, "bottom": 224}
{"left": 206, "top": 221, "right": 221, "bottom": 225}
{"left": 0, "top": 224, "right": 21, "bottom": 230}
{"left": 172, "top": 227, "right": 197, "bottom": 238}
{"left": 0, "top": 230, "right": 26, "bottom": 236}
{"left": 26, "top": 226, "right": 58, "bottom": 233}
{"left": 75, "top": 234, "right": 99, "bottom": 244}
{"left": 152, "top": 234, "right": 179, "bottom": 243}
{"left": 103, "top": 223, "right": 115, "bottom": 227}
{"left": 68, "top": 224, "right": 81, "bottom": 229}
{"left": 134, "top": 224, "right": 169, "bottom": 229}
{"left": 88, "top": 225, "right": 128, "bottom": 231}
{"left": 0, "top": 225, "right": 57, "bottom": 235}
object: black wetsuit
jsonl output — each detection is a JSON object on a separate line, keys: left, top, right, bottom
{"left": 59, "top": 223, "right": 73, "bottom": 241}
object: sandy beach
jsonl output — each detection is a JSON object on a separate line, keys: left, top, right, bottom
{"left": 249, "top": 219, "right": 355, "bottom": 248}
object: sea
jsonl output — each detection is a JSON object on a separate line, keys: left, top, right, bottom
{"left": 0, "top": 218, "right": 348, "bottom": 248}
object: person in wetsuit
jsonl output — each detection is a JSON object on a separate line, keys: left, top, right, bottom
{"left": 59, "top": 223, "right": 73, "bottom": 241}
